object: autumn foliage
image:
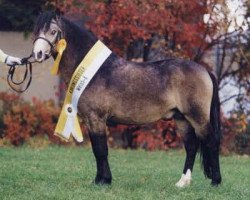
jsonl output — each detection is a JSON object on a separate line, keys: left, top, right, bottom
{"left": 221, "top": 111, "right": 250, "bottom": 155}
{"left": 51, "top": 0, "right": 217, "bottom": 59}
{"left": 133, "top": 120, "right": 181, "bottom": 150}
{"left": 0, "top": 92, "right": 64, "bottom": 146}
{"left": 108, "top": 120, "right": 181, "bottom": 150}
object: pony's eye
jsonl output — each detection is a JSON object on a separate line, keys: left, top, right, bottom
{"left": 51, "top": 30, "right": 57, "bottom": 35}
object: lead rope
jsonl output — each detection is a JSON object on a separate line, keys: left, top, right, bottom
{"left": 7, "top": 32, "right": 62, "bottom": 93}
{"left": 7, "top": 54, "right": 34, "bottom": 93}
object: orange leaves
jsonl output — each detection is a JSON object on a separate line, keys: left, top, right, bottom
{"left": 108, "top": 120, "right": 181, "bottom": 151}
{"left": 224, "top": 112, "right": 248, "bottom": 134}
{"left": 55, "top": 0, "right": 210, "bottom": 58}
{"left": 133, "top": 120, "right": 181, "bottom": 151}
{"left": 3, "top": 102, "right": 36, "bottom": 146}
{"left": 221, "top": 111, "right": 250, "bottom": 155}
{"left": 0, "top": 92, "right": 64, "bottom": 146}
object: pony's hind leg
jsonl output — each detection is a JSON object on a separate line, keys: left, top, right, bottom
{"left": 175, "top": 118, "right": 199, "bottom": 188}
{"left": 175, "top": 69, "right": 221, "bottom": 186}
{"left": 185, "top": 114, "right": 221, "bottom": 186}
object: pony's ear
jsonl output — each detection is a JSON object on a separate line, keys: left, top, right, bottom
{"left": 55, "top": 9, "right": 64, "bottom": 22}
{"left": 55, "top": 9, "right": 63, "bottom": 17}
{"left": 55, "top": 15, "right": 61, "bottom": 23}
{"left": 54, "top": 11, "right": 64, "bottom": 37}
{"left": 55, "top": 12, "right": 63, "bottom": 28}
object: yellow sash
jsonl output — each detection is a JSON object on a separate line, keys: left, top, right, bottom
{"left": 54, "top": 40, "right": 112, "bottom": 142}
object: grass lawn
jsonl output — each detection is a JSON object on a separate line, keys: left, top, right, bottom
{"left": 0, "top": 146, "right": 249, "bottom": 200}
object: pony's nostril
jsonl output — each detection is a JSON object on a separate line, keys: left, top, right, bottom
{"left": 37, "top": 50, "right": 43, "bottom": 59}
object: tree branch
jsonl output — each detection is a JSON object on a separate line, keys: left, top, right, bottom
{"left": 220, "top": 94, "right": 243, "bottom": 105}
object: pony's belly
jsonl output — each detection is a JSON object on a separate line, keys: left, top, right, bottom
{"left": 108, "top": 116, "right": 161, "bottom": 125}
{"left": 110, "top": 106, "right": 174, "bottom": 125}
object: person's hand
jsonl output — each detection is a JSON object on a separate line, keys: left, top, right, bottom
{"left": 5, "top": 56, "right": 22, "bottom": 66}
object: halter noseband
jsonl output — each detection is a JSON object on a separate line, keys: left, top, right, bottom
{"left": 33, "top": 36, "right": 54, "bottom": 50}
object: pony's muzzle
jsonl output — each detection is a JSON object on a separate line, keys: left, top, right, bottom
{"left": 33, "top": 38, "right": 52, "bottom": 62}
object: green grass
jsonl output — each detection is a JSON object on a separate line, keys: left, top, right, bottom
{"left": 0, "top": 146, "right": 249, "bottom": 200}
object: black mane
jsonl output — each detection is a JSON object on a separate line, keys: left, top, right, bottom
{"left": 60, "top": 16, "right": 98, "bottom": 55}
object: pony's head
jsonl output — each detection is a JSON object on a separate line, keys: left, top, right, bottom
{"left": 33, "top": 11, "right": 63, "bottom": 62}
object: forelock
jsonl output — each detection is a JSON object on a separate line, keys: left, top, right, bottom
{"left": 33, "top": 11, "right": 58, "bottom": 36}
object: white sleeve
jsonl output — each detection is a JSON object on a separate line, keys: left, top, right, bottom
{"left": 0, "top": 49, "right": 8, "bottom": 63}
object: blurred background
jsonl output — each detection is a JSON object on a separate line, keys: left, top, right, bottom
{"left": 0, "top": 0, "right": 249, "bottom": 155}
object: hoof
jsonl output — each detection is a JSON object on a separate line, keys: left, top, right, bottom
{"left": 211, "top": 178, "right": 221, "bottom": 186}
{"left": 206, "top": 173, "right": 212, "bottom": 179}
{"left": 95, "top": 175, "right": 112, "bottom": 185}
{"left": 204, "top": 169, "right": 212, "bottom": 179}
{"left": 175, "top": 169, "right": 192, "bottom": 188}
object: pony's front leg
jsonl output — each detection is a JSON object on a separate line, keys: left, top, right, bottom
{"left": 87, "top": 117, "right": 112, "bottom": 185}
{"left": 89, "top": 131, "right": 112, "bottom": 184}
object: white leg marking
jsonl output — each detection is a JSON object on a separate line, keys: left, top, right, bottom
{"left": 175, "top": 169, "right": 192, "bottom": 188}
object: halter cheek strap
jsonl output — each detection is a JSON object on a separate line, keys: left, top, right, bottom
{"left": 56, "top": 31, "right": 62, "bottom": 42}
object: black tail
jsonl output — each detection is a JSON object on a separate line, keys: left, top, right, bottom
{"left": 208, "top": 72, "right": 222, "bottom": 141}
{"left": 200, "top": 72, "right": 222, "bottom": 179}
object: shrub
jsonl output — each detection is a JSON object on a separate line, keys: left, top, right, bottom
{"left": 0, "top": 92, "right": 66, "bottom": 146}
{"left": 221, "top": 111, "right": 250, "bottom": 155}
{"left": 0, "top": 92, "right": 21, "bottom": 139}
{"left": 108, "top": 120, "right": 182, "bottom": 151}
{"left": 133, "top": 120, "right": 182, "bottom": 150}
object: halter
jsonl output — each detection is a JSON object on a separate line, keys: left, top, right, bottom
{"left": 7, "top": 30, "right": 62, "bottom": 93}
{"left": 33, "top": 30, "right": 62, "bottom": 60}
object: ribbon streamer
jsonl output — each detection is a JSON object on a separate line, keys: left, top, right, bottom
{"left": 51, "top": 39, "right": 67, "bottom": 75}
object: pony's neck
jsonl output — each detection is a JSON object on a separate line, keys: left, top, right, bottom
{"left": 59, "top": 18, "right": 98, "bottom": 84}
